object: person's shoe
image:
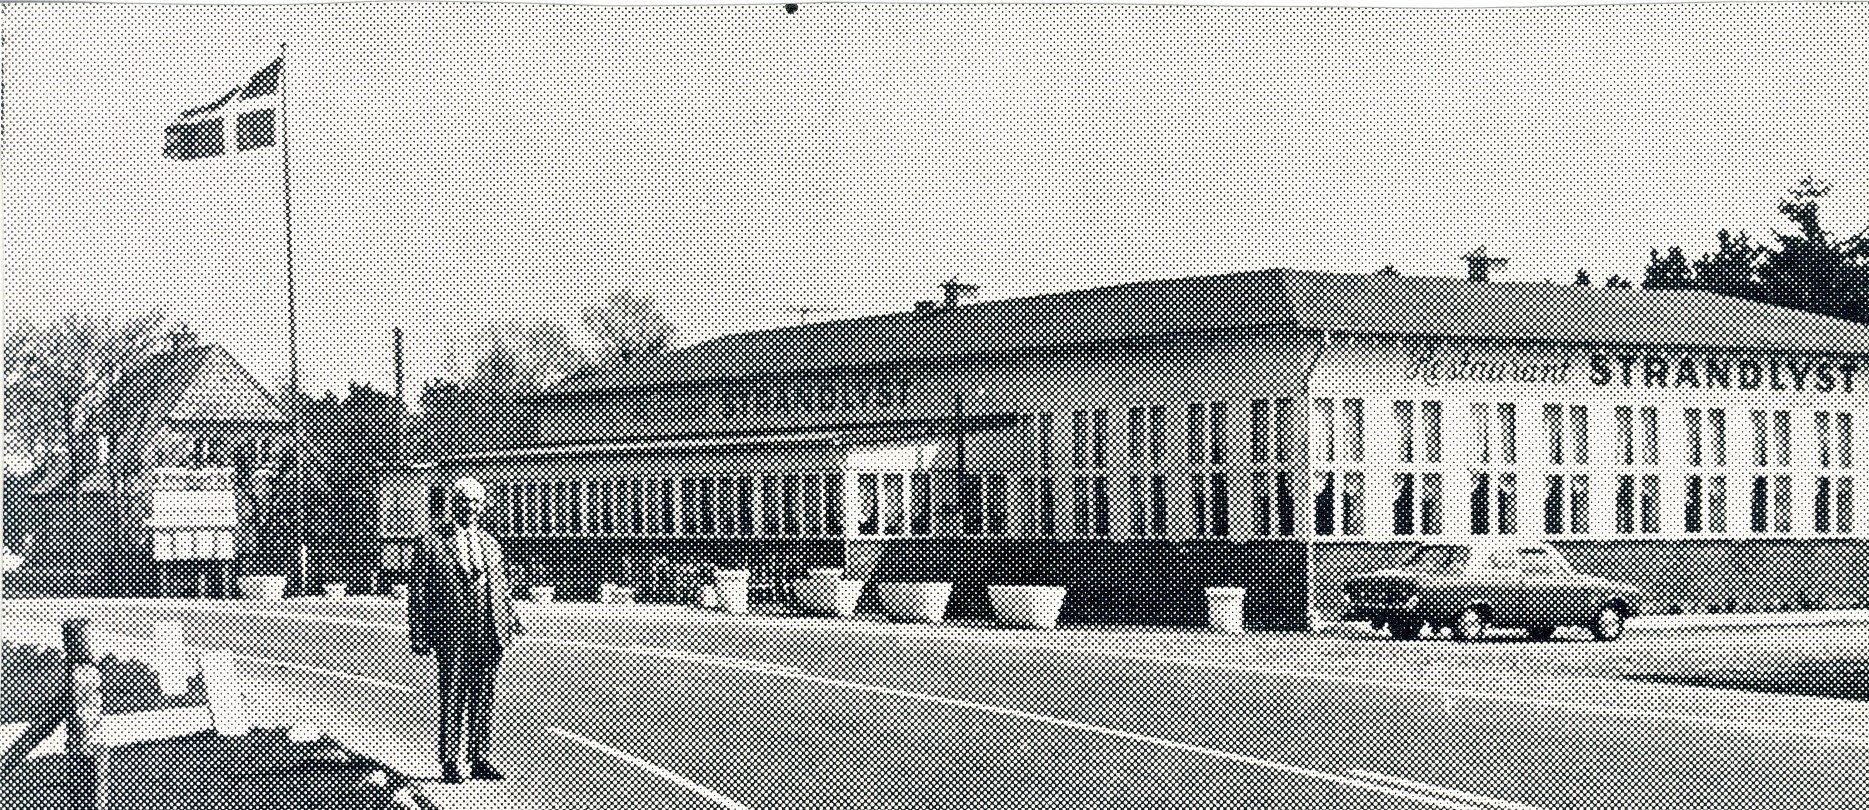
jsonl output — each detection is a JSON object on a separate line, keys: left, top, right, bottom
{"left": 439, "top": 763, "right": 464, "bottom": 784}
{"left": 468, "top": 760, "right": 506, "bottom": 781}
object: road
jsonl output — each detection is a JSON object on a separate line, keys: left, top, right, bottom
{"left": 6, "top": 598, "right": 1868, "bottom": 810}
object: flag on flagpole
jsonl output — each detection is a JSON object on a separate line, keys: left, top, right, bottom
{"left": 164, "top": 57, "right": 282, "bottom": 161}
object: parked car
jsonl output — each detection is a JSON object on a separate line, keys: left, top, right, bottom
{"left": 1343, "top": 540, "right": 1642, "bottom": 641}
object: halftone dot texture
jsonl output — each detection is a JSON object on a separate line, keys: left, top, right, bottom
{"left": 5, "top": 3, "right": 1869, "bottom": 810}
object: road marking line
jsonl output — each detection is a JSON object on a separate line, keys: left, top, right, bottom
{"left": 550, "top": 726, "right": 752, "bottom": 810}
{"left": 542, "top": 637, "right": 1508, "bottom": 810}
{"left": 221, "top": 651, "right": 417, "bottom": 694}
{"left": 1348, "top": 769, "right": 1547, "bottom": 810}
{"left": 117, "top": 601, "right": 1869, "bottom": 747}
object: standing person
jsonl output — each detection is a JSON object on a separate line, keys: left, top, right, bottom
{"left": 408, "top": 476, "right": 524, "bottom": 783}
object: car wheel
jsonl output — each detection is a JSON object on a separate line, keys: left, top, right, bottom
{"left": 1527, "top": 626, "right": 1556, "bottom": 641}
{"left": 1451, "top": 606, "right": 1490, "bottom": 641}
{"left": 1390, "top": 618, "right": 1424, "bottom": 640}
{"left": 1589, "top": 604, "right": 1626, "bottom": 642}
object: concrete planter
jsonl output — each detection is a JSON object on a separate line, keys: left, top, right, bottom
{"left": 714, "top": 570, "right": 751, "bottom": 615}
{"left": 876, "top": 581, "right": 953, "bottom": 624}
{"left": 698, "top": 584, "right": 720, "bottom": 609}
{"left": 798, "top": 577, "right": 866, "bottom": 618}
{"left": 529, "top": 585, "right": 556, "bottom": 603}
{"left": 389, "top": 583, "right": 410, "bottom": 601}
{"left": 322, "top": 582, "right": 348, "bottom": 599}
{"left": 987, "top": 585, "right": 1068, "bottom": 630}
{"left": 238, "top": 575, "right": 288, "bottom": 601}
{"left": 1205, "top": 587, "right": 1246, "bottom": 634}
{"left": 598, "top": 583, "right": 636, "bottom": 604}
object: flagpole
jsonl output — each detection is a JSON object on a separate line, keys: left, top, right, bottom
{"left": 279, "top": 41, "right": 308, "bottom": 597}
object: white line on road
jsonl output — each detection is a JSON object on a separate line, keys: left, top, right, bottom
{"left": 1348, "top": 769, "right": 1548, "bottom": 810}
{"left": 221, "top": 650, "right": 417, "bottom": 694}
{"left": 117, "top": 601, "right": 1869, "bottom": 747}
{"left": 550, "top": 727, "right": 752, "bottom": 810}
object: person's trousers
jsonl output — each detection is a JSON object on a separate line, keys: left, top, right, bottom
{"left": 436, "top": 636, "right": 505, "bottom": 765}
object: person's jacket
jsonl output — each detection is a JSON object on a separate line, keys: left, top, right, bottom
{"left": 408, "top": 524, "right": 523, "bottom": 651}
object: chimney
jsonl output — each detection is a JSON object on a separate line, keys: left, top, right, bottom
{"left": 169, "top": 327, "right": 199, "bottom": 353}
{"left": 1463, "top": 247, "right": 1507, "bottom": 283}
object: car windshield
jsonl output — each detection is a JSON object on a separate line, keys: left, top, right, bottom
{"left": 1398, "top": 545, "right": 1469, "bottom": 574}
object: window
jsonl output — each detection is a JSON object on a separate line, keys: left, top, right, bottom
{"left": 762, "top": 476, "right": 781, "bottom": 535}
{"left": 857, "top": 474, "right": 879, "bottom": 535}
{"left": 680, "top": 478, "right": 697, "bottom": 536}
{"left": 1774, "top": 411, "right": 1792, "bottom": 467}
{"left": 1685, "top": 476, "right": 1703, "bottom": 533}
{"left": 908, "top": 473, "right": 930, "bottom": 536}
{"left": 1071, "top": 411, "right": 1088, "bottom": 470}
{"left": 1710, "top": 409, "right": 1728, "bottom": 466}
{"left": 1149, "top": 406, "right": 1166, "bottom": 465}
{"left": 1423, "top": 402, "right": 1443, "bottom": 464}
{"left": 783, "top": 475, "right": 801, "bottom": 536}
{"left": 1128, "top": 407, "right": 1146, "bottom": 463}
{"left": 1641, "top": 475, "right": 1661, "bottom": 533}
{"left": 1188, "top": 403, "right": 1206, "bottom": 465}
{"left": 1497, "top": 403, "right": 1515, "bottom": 465}
{"left": 1344, "top": 399, "right": 1366, "bottom": 463}
{"left": 1211, "top": 401, "right": 1229, "bottom": 465}
{"left": 1037, "top": 412, "right": 1055, "bottom": 470}
{"left": 1249, "top": 399, "right": 1270, "bottom": 464}
{"left": 698, "top": 478, "right": 716, "bottom": 536}
{"left": 1544, "top": 404, "right": 1563, "bottom": 465}
{"left": 1708, "top": 477, "right": 1728, "bottom": 533}
{"left": 1315, "top": 399, "right": 1336, "bottom": 464}
{"left": 983, "top": 474, "right": 1008, "bottom": 536}
{"left": 822, "top": 475, "right": 842, "bottom": 536}
{"left": 1091, "top": 409, "right": 1109, "bottom": 469}
{"left": 1398, "top": 402, "right": 1418, "bottom": 464}
{"left": 1274, "top": 398, "right": 1296, "bottom": 463}
{"left": 1496, "top": 473, "right": 1517, "bottom": 535}
{"left": 882, "top": 474, "right": 905, "bottom": 536}
{"left": 1686, "top": 409, "right": 1703, "bottom": 467}
{"left": 1752, "top": 410, "right": 1770, "bottom": 467}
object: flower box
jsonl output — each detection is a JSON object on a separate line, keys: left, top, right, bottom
{"left": 876, "top": 581, "right": 952, "bottom": 624}
{"left": 598, "top": 583, "right": 636, "bottom": 604}
{"left": 798, "top": 577, "right": 865, "bottom": 618}
{"left": 713, "top": 570, "right": 751, "bottom": 615}
{"left": 987, "top": 585, "right": 1068, "bottom": 630}
{"left": 1205, "top": 587, "right": 1246, "bottom": 634}
{"left": 322, "top": 582, "right": 348, "bottom": 599}
{"left": 529, "top": 585, "right": 556, "bottom": 603}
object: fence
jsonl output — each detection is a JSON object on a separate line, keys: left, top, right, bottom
{"left": 1, "top": 619, "right": 252, "bottom": 810}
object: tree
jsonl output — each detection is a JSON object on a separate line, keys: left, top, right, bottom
{"left": 1645, "top": 179, "right": 1869, "bottom": 324}
{"left": 581, "top": 289, "right": 672, "bottom": 368}
{"left": 4, "top": 310, "right": 168, "bottom": 472}
{"left": 408, "top": 288, "right": 674, "bottom": 461}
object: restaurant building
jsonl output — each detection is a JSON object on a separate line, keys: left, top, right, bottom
{"left": 435, "top": 269, "right": 1869, "bottom": 628}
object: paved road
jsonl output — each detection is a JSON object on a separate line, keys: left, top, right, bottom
{"left": 7, "top": 599, "right": 1868, "bottom": 810}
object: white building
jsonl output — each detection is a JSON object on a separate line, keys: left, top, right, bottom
{"left": 431, "top": 269, "right": 1868, "bottom": 627}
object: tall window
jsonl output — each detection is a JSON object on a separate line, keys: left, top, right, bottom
{"left": 1190, "top": 401, "right": 1231, "bottom": 537}
{"left": 1468, "top": 402, "right": 1518, "bottom": 535}
{"left": 1126, "top": 405, "right": 1168, "bottom": 540}
{"left": 1313, "top": 397, "right": 1366, "bottom": 537}
{"left": 1816, "top": 411, "right": 1856, "bottom": 535}
{"left": 1393, "top": 400, "right": 1443, "bottom": 536}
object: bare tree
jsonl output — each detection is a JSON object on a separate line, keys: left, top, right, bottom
{"left": 4, "top": 310, "right": 168, "bottom": 471}
{"left": 581, "top": 289, "right": 672, "bottom": 368}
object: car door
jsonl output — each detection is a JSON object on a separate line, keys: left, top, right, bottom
{"left": 1516, "top": 546, "right": 1563, "bottom": 628}
{"left": 1475, "top": 547, "right": 1525, "bottom": 626}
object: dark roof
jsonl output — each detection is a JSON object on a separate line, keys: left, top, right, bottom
{"left": 85, "top": 344, "right": 287, "bottom": 436}
{"left": 550, "top": 269, "right": 1869, "bottom": 397}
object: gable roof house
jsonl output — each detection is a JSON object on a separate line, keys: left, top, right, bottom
{"left": 6, "top": 331, "right": 300, "bottom": 596}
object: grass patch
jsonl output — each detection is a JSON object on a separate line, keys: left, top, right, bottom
{"left": 1629, "top": 658, "right": 1869, "bottom": 703}
{"left": 0, "top": 728, "right": 425, "bottom": 810}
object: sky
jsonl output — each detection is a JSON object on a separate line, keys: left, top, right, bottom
{"left": 5, "top": 1, "right": 1868, "bottom": 400}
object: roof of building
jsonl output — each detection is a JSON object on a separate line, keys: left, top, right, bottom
{"left": 549, "top": 269, "right": 1869, "bottom": 397}
{"left": 85, "top": 343, "right": 288, "bottom": 436}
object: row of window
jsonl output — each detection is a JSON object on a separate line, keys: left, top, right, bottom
{"left": 478, "top": 470, "right": 1858, "bottom": 541}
